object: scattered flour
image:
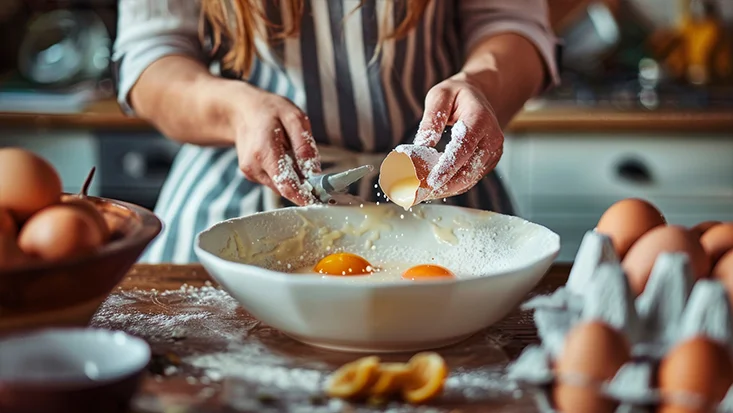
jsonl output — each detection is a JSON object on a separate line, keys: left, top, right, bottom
{"left": 92, "top": 281, "right": 525, "bottom": 412}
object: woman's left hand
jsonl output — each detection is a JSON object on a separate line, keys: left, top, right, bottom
{"left": 413, "top": 73, "right": 504, "bottom": 199}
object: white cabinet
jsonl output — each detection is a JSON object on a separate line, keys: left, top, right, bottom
{"left": 501, "top": 133, "right": 733, "bottom": 262}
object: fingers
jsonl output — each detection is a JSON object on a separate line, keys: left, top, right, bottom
{"left": 281, "top": 110, "right": 321, "bottom": 177}
{"left": 426, "top": 119, "right": 481, "bottom": 193}
{"left": 263, "top": 128, "right": 318, "bottom": 206}
{"left": 238, "top": 125, "right": 317, "bottom": 206}
{"left": 413, "top": 86, "right": 453, "bottom": 147}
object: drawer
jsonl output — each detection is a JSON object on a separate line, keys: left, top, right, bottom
{"left": 520, "top": 134, "right": 733, "bottom": 197}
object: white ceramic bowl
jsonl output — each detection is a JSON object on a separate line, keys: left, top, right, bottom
{"left": 0, "top": 328, "right": 150, "bottom": 413}
{"left": 195, "top": 203, "right": 560, "bottom": 352}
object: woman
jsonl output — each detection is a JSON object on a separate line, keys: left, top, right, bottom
{"left": 114, "top": 0, "right": 559, "bottom": 263}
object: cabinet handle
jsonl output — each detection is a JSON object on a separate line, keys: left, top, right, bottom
{"left": 616, "top": 158, "right": 652, "bottom": 184}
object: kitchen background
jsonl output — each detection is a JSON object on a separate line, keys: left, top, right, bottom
{"left": 0, "top": 0, "right": 731, "bottom": 262}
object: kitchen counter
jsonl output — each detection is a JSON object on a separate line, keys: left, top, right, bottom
{"left": 1, "top": 99, "right": 732, "bottom": 133}
{"left": 93, "top": 263, "right": 569, "bottom": 413}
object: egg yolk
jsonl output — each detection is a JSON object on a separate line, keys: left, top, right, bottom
{"left": 314, "top": 252, "right": 373, "bottom": 276}
{"left": 402, "top": 264, "right": 455, "bottom": 280}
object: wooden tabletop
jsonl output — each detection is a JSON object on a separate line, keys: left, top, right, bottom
{"left": 1, "top": 99, "right": 732, "bottom": 134}
{"left": 89, "top": 263, "right": 570, "bottom": 413}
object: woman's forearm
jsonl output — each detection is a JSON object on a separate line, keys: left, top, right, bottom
{"left": 456, "top": 33, "right": 547, "bottom": 128}
{"left": 129, "top": 55, "right": 247, "bottom": 146}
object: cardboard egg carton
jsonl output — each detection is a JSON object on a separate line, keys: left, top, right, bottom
{"left": 507, "top": 230, "right": 733, "bottom": 413}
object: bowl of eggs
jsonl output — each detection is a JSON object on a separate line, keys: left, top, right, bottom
{"left": 195, "top": 203, "right": 560, "bottom": 352}
{"left": 0, "top": 148, "right": 161, "bottom": 335}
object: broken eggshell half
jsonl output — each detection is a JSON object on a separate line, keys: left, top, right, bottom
{"left": 509, "top": 230, "right": 733, "bottom": 413}
{"left": 379, "top": 144, "right": 441, "bottom": 210}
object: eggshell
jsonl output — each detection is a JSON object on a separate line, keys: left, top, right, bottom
{"left": 658, "top": 336, "right": 733, "bottom": 413}
{"left": 553, "top": 321, "right": 631, "bottom": 413}
{"left": 18, "top": 204, "right": 106, "bottom": 261}
{"left": 690, "top": 220, "right": 721, "bottom": 239}
{"left": 622, "top": 225, "right": 709, "bottom": 296}
{"left": 700, "top": 223, "right": 733, "bottom": 267}
{"left": 379, "top": 145, "right": 440, "bottom": 210}
{"left": 0, "top": 234, "right": 29, "bottom": 271}
{"left": 0, "top": 148, "right": 62, "bottom": 221}
{"left": 596, "top": 198, "right": 666, "bottom": 259}
{"left": 0, "top": 208, "right": 16, "bottom": 238}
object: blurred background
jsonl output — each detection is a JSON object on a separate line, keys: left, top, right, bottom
{"left": 0, "top": 0, "right": 731, "bottom": 262}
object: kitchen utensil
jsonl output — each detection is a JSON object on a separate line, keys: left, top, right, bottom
{"left": 560, "top": 1, "right": 621, "bottom": 75}
{"left": 195, "top": 203, "right": 560, "bottom": 352}
{"left": 307, "top": 164, "right": 374, "bottom": 204}
{"left": 18, "top": 9, "right": 111, "bottom": 85}
{"left": 0, "top": 196, "right": 161, "bottom": 335}
{"left": 0, "top": 328, "right": 150, "bottom": 413}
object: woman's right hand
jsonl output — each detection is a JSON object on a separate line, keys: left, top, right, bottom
{"left": 230, "top": 83, "right": 322, "bottom": 206}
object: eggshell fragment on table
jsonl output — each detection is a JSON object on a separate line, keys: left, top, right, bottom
{"left": 622, "top": 225, "right": 709, "bottom": 296}
{"left": 595, "top": 198, "right": 666, "bottom": 259}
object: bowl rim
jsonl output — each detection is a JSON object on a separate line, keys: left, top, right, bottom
{"left": 0, "top": 328, "right": 151, "bottom": 389}
{"left": 0, "top": 194, "right": 162, "bottom": 276}
{"left": 194, "top": 204, "right": 561, "bottom": 288}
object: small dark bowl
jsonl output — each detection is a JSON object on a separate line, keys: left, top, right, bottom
{"left": 0, "top": 195, "right": 161, "bottom": 335}
{"left": 0, "top": 328, "right": 151, "bottom": 413}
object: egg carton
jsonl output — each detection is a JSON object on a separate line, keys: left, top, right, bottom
{"left": 507, "top": 230, "right": 733, "bottom": 413}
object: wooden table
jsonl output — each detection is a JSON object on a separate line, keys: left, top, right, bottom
{"left": 91, "top": 264, "right": 570, "bottom": 413}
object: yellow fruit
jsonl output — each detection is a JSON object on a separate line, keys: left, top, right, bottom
{"left": 325, "top": 356, "right": 380, "bottom": 399}
{"left": 402, "top": 352, "right": 449, "bottom": 404}
{"left": 368, "top": 362, "right": 412, "bottom": 397}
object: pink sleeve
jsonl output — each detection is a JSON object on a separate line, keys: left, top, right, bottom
{"left": 458, "top": 0, "right": 561, "bottom": 89}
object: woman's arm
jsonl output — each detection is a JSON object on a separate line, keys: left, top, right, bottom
{"left": 115, "top": 0, "right": 238, "bottom": 146}
{"left": 114, "top": 0, "right": 320, "bottom": 205}
{"left": 457, "top": 33, "right": 546, "bottom": 128}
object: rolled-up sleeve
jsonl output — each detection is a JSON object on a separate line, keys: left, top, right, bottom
{"left": 113, "top": 0, "right": 205, "bottom": 115}
{"left": 459, "top": 0, "right": 560, "bottom": 88}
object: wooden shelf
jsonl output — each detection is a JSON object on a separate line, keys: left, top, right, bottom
{"left": 1, "top": 99, "right": 732, "bottom": 134}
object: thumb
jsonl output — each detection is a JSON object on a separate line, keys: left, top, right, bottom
{"left": 413, "top": 87, "right": 454, "bottom": 147}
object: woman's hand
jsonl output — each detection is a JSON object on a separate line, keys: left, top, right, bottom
{"left": 413, "top": 73, "right": 504, "bottom": 198}
{"left": 231, "top": 83, "right": 321, "bottom": 206}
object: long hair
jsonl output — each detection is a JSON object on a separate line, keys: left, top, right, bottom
{"left": 200, "top": 0, "right": 431, "bottom": 76}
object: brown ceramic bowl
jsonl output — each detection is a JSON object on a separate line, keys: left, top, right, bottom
{"left": 0, "top": 195, "right": 161, "bottom": 335}
{"left": 0, "top": 328, "right": 151, "bottom": 413}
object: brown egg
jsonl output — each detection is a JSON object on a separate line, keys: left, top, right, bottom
{"left": 0, "top": 208, "right": 16, "bottom": 238}
{"left": 61, "top": 196, "right": 110, "bottom": 243}
{"left": 553, "top": 321, "right": 630, "bottom": 413}
{"left": 690, "top": 220, "right": 721, "bottom": 239}
{"left": 658, "top": 336, "right": 733, "bottom": 413}
{"left": 0, "top": 234, "right": 29, "bottom": 271}
{"left": 0, "top": 148, "right": 62, "bottom": 221}
{"left": 700, "top": 223, "right": 733, "bottom": 267}
{"left": 622, "top": 225, "right": 709, "bottom": 296}
{"left": 18, "top": 204, "right": 106, "bottom": 261}
{"left": 596, "top": 198, "right": 666, "bottom": 259}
